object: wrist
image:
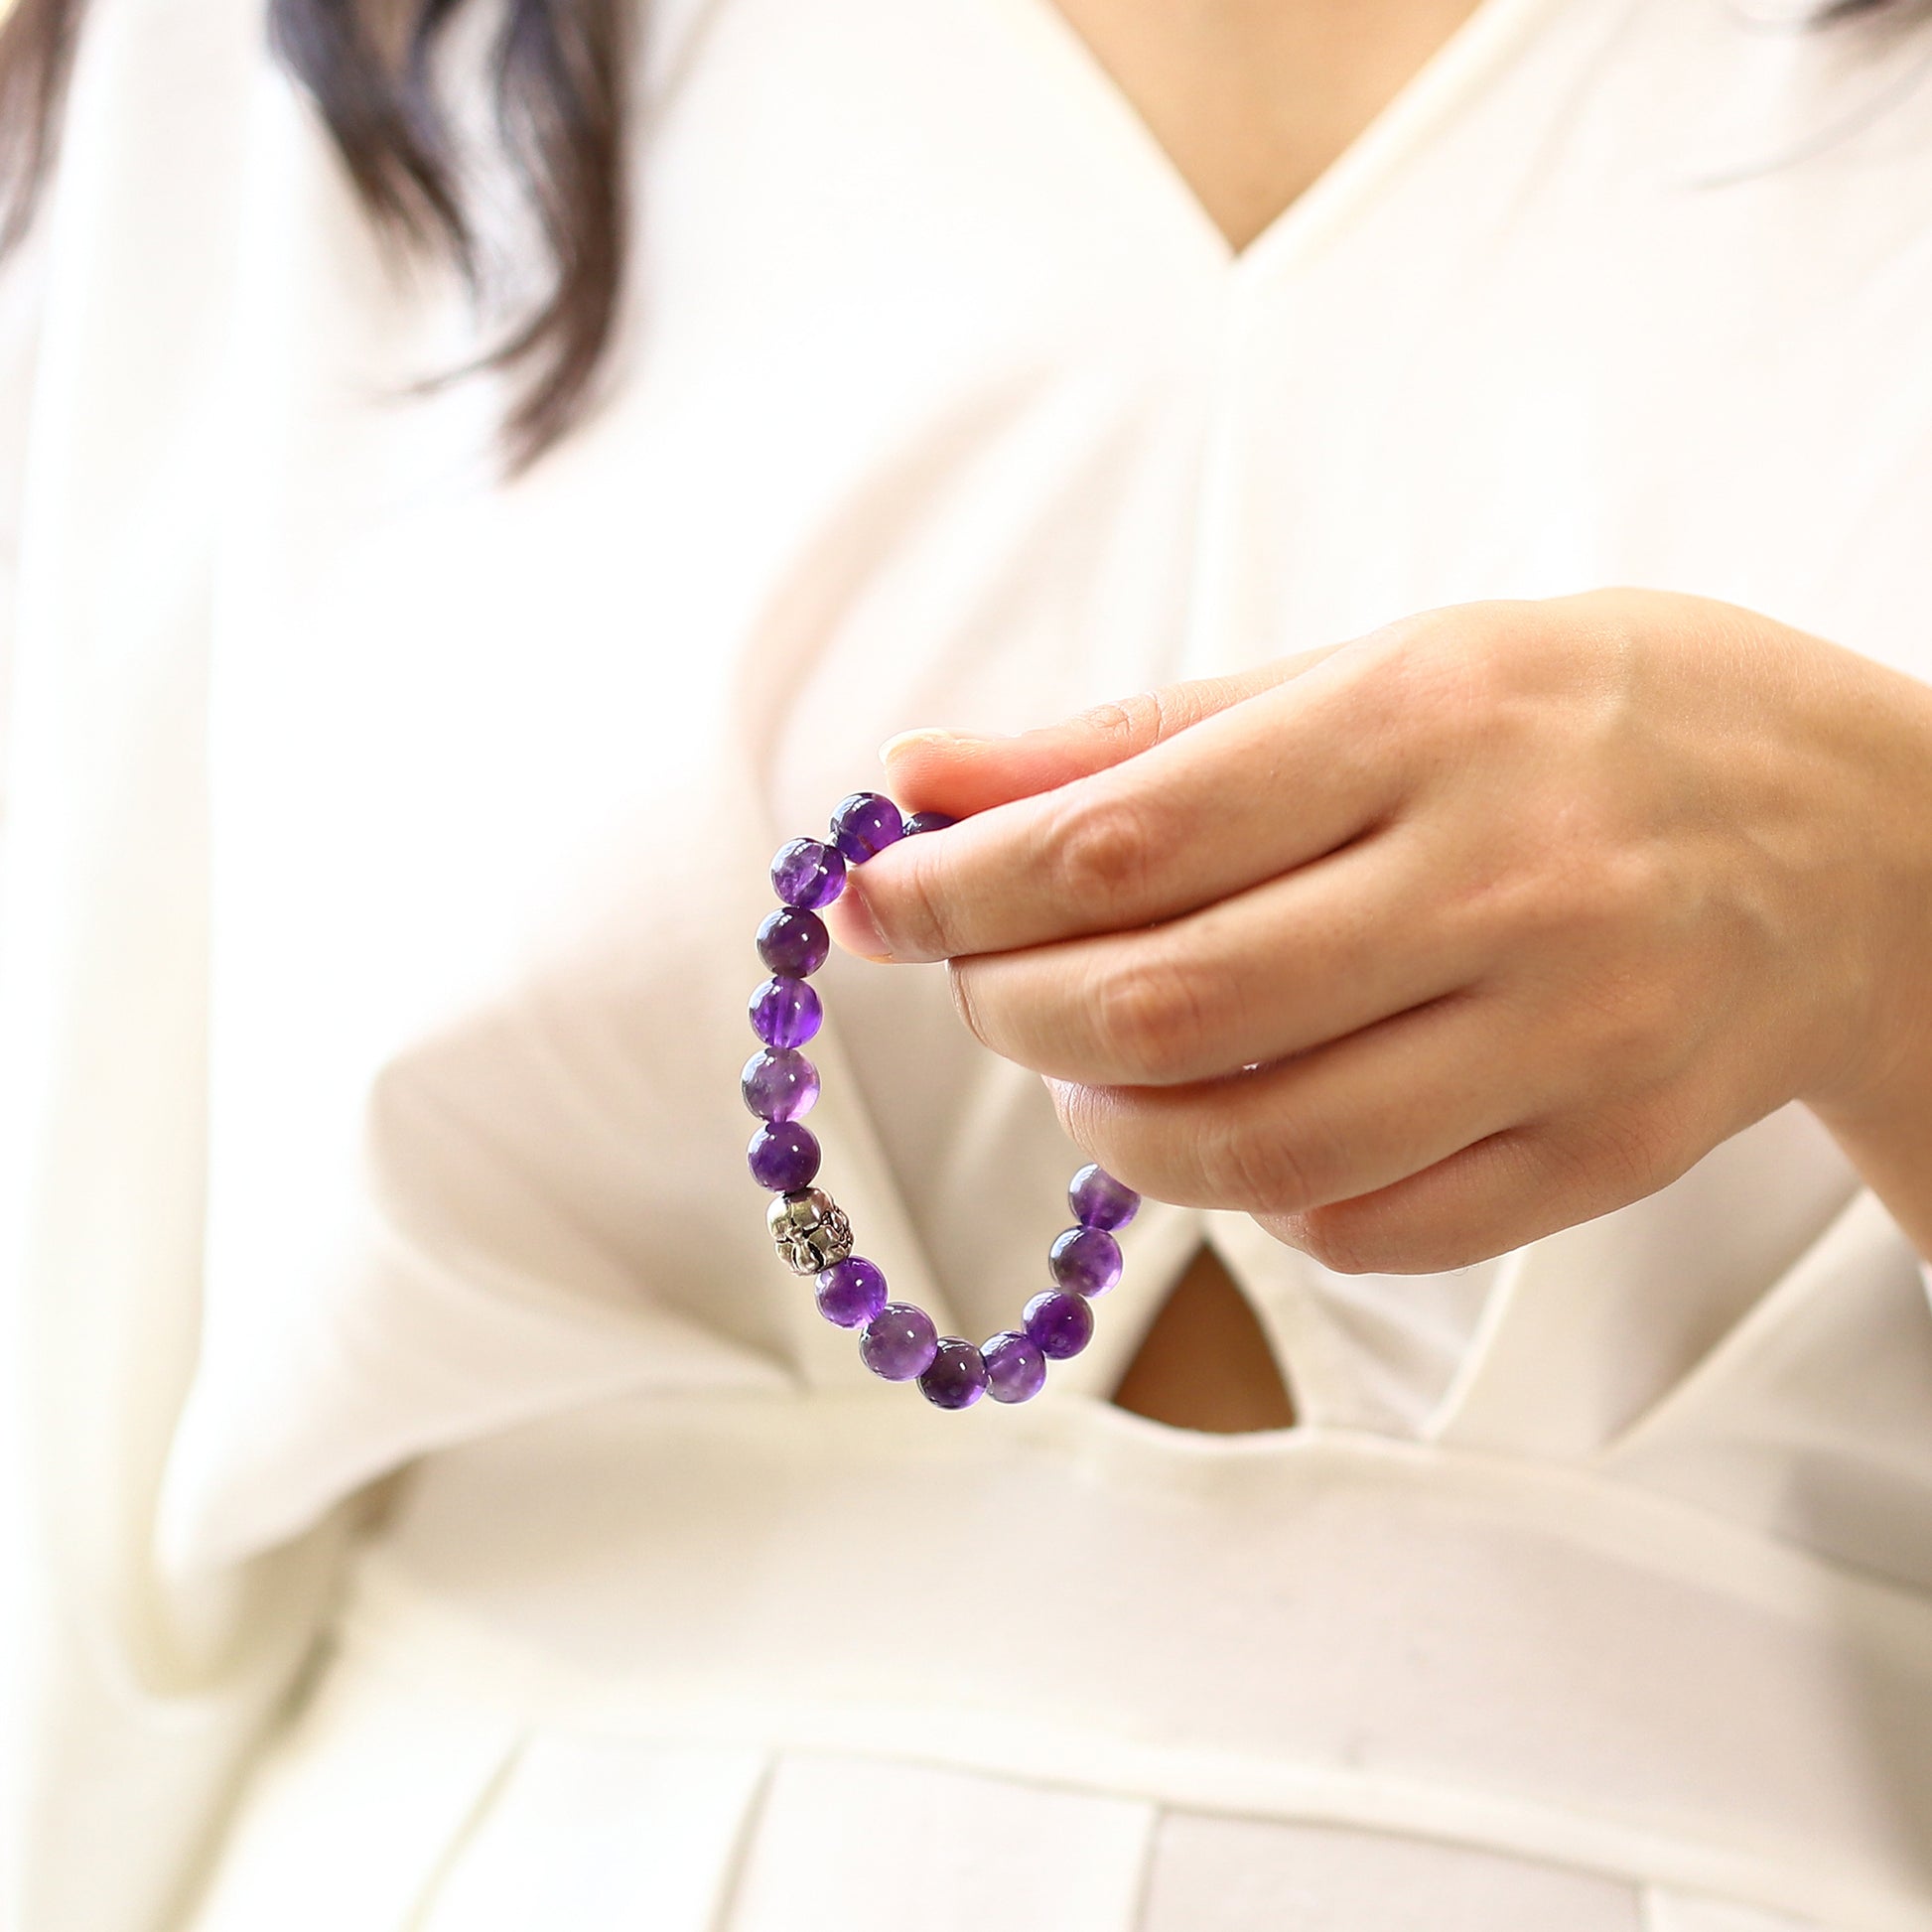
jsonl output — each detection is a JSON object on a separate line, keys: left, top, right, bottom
{"left": 1800, "top": 652, "right": 1932, "bottom": 1131}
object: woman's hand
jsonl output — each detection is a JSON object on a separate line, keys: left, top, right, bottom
{"left": 827, "top": 591, "right": 1932, "bottom": 1273}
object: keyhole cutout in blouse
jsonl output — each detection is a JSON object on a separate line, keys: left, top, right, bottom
{"left": 1040, "top": 0, "right": 1488, "bottom": 252}
{"left": 1108, "top": 1242, "right": 1297, "bottom": 1433}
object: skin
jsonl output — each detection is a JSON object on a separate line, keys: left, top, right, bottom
{"left": 830, "top": 592, "right": 1932, "bottom": 1299}
{"left": 1109, "top": 1240, "right": 1299, "bottom": 1431}
{"left": 1049, "top": 0, "right": 1487, "bottom": 248}
{"left": 834, "top": 1, "right": 1932, "bottom": 1427}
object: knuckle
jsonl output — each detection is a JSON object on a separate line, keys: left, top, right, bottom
{"left": 1370, "top": 621, "right": 1503, "bottom": 751}
{"left": 1447, "top": 855, "right": 1543, "bottom": 947}
{"left": 1474, "top": 864, "right": 1598, "bottom": 962}
{"left": 1592, "top": 840, "right": 1682, "bottom": 935}
{"left": 1363, "top": 604, "right": 1579, "bottom": 780}
{"left": 1330, "top": 1214, "right": 1486, "bottom": 1274}
{"left": 1288, "top": 1205, "right": 1386, "bottom": 1274}
{"left": 1194, "top": 1112, "right": 1325, "bottom": 1216}
{"left": 1296, "top": 1196, "right": 1479, "bottom": 1276}
{"left": 1569, "top": 960, "right": 1685, "bottom": 1091}
{"left": 1556, "top": 1101, "right": 1687, "bottom": 1204}
{"left": 1047, "top": 788, "right": 1158, "bottom": 921}
{"left": 892, "top": 846, "right": 964, "bottom": 958}
{"left": 1079, "top": 689, "right": 1170, "bottom": 758}
{"left": 946, "top": 961, "right": 991, "bottom": 1049}
{"left": 1088, "top": 957, "right": 1211, "bottom": 1082}
{"left": 1044, "top": 1082, "right": 1154, "bottom": 1197}
{"left": 1471, "top": 829, "right": 1672, "bottom": 966}
{"left": 1291, "top": 1125, "right": 1540, "bottom": 1275}
{"left": 1554, "top": 832, "right": 1665, "bottom": 930}
{"left": 1046, "top": 1077, "right": 1115, "bottom": 1164}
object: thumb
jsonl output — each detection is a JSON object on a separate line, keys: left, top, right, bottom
{"left": 879, "top": 642, "right": 1345, "bottom": 817}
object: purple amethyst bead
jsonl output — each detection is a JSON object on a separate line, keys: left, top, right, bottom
{"left": 1048, "top": 1225, "right": 1123, "bottom": 1298}
{"left": 741, "top": 1047, "right": 819, "bottom": 1122}
{"left": 749, "top": 975, "right": 822, "bottom": 1049}
{"left": 1023, "top": 1289, "right": 1094, "bottom": 1360}
{"left": 903, "top": 811, "right": 957, "bottom": 836}
{"left": 770, "top": 837, "right": 846, "bottom": 910}
{"left": 982, "top": 1329, "right": 1047, "bottom": 1404}
{"left": 816, "top": 1255, "right": 889, "bottom": 1328}
{"left": 1068, "top": 1163, "right": 1140, "bottom": 1232}
{"left": 919, "top": 1338, "right": 990, "bottom": 1411}
{"left": 859, "top": 1302, "right": 938, "bottom": 1381}
{"left": 829, "top": 791, "right": 905, "bottom": 865}
{"left": 757, "top": 906, "right": 830, "bottom": 977}
{"left": 747, "top": 1120, "right": 821, "bottom": 1192}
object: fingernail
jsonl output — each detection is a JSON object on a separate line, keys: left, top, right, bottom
{"left": 841, "top": 889, "right": 894, "bottom": 964}
{"left": 878, "top": 727, "right": 1003, "bottom": 766}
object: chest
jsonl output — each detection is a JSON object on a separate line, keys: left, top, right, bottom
{"left": 1041, "top": 0, "right": 1487, "bottom": 249}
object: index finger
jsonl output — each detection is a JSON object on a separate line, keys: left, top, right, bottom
{"left": 828, "top": 641, "right": 1404, "bottom": 965}
{"left": 879, "top": 642, "right": 1344, "bottom": 818}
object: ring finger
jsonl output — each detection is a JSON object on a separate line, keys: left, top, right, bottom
{"left": 1048, "top": 985, "right": 1556, "bottom": 1218}
{"left": 950, "top": 822, "right": 1479, "bottom": 1087}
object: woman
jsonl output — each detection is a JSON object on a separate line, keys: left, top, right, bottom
{"left": 5, "top": 0, "right": 1932, "bottom": 1926}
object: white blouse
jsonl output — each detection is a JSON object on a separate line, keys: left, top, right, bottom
{"left": 8, "top": 0, "right": 1932, "bottom": 1925}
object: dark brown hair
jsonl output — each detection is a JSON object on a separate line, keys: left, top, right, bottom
{"left": 0, "top": 0, "right": 1912, "bottom": 467}
{"left": 0, "top": 0, "right": 630, "bottom": 468}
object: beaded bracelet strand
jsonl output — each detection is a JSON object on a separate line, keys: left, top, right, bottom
{"left": 744, "top": 789, "right": 1140, "bottom": 1410}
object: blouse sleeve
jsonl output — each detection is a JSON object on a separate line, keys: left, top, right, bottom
{"left": 0, "top": 4, "right": 353, "bottom": 1928}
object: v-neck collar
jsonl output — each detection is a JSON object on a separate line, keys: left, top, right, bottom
{"left": 986, "top": 0, "right": 1570, "bottom": 288}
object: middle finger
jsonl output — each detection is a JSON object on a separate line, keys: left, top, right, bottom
{"left": 949, "top": 823, "right": 1479, "bottom": 1087}
{"left": 841, "top": 656, "right": 1406, "bottom": 964}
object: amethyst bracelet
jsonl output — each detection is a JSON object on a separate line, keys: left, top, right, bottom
{"left": 744, "top": 789, "right": 1140, "bottom": 1411}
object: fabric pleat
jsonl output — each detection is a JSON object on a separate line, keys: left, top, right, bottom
{"left": 181, "top": 1655, "right": 519, "bottom": 1932}
{"left": 1137, "top": 1812, "right": 1645, "bottom": 1932}
{"left": 720, "top": 1753, "right": 1154, "bottom": 1932}
{"left": 420, "top": 1733, "right": 769, "bottom": 1932}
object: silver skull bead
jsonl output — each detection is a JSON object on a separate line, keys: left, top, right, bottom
{"left": 767, "top": 1186, "right": 854, "bottom": 1275}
